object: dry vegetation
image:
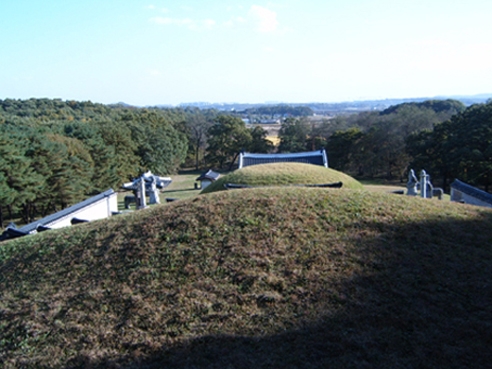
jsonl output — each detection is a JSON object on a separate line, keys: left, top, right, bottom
{"left": 1, "top": 186, "right": 492, "bottom": 368}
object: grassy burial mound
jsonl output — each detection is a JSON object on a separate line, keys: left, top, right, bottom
{"left": 1, "top": 188, "right": 492, "bottom": 368}
{"left": 201, "top": 162, "right": 364, "bottom": 194}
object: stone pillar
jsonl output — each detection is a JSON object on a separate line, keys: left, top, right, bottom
{"left": 425, "top": 175, "right": 433, "bottom": 199}
{"left": 137, "top": 177, "right": 147, "bottom": 209}
{"left": 420, "top": 170, "right": 427, "bottom": 198}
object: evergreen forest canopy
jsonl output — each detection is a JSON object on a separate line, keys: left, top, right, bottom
{"left": 1, "top": 97, "right": 492, "bottom": 230}
{"left": 0, "top": 99, "right": 192, "bottom": 228}
{"left": 0, "top": 98, "right": 273, "bottom": 228}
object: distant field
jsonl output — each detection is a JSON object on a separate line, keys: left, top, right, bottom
{"left": 266, "top": 135, "right": 280, "bottom": 145}
{"left": 247, "top": 123, "right": 281, "bottom": 136}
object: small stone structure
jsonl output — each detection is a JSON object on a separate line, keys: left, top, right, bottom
{"left": 122, "top": 171, "right": 172, "bottom": 209}
{"left": 124, "top": 195, "right": 136, "bottom": 209}
{"left": 406, "top": 169, "right": 443, "bottom": 200}
{"left": 196, "top": 170, "right": 220, "bottom": 190}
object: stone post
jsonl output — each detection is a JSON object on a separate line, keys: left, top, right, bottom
{"left": 137, "top": 177, "right": 147, "bottom": 209}
{"left": 420, "top": 170, "right": 427, "bottom": 198}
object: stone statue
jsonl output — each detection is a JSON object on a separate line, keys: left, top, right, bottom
{"left": 425, "top": 174, "right": 434, "bottom": 199}
{"left": 121, "top": 170, "right": 171, "bottom": 209}
{"left": 148, "top": 176, "right": 160, "bottom": 205}
{"left": 406, "top": 169, "right": 418, "bottom": 196}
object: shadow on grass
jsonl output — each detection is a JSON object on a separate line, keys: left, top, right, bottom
{"left": 47, "top": 212, "right": 492, "bottom": 368}
{"left": 161, "top": 188, "right": 201, "bottom": 194}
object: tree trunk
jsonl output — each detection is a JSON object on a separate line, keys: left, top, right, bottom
{"left": 7, "top": 205, "right": 13, "bottom": 221}
{"left": 387, "top": 163, "right": 393, "bottom": 180}
{"left": 228, "top": 152, "right": 240, "bottom": 171}
{"left": 441, "top": 174, "right": 448, "bottom": 193}
{"left": 21, "top": 203, "right": 29, "bottom": 224}
{"left": 0, "top": 205, "right": 3, "bottom": 230}
{"left": 195, "top": 147, "right": 200, "bottom": 171}
{"left": 31, "top": 203, "right": 38, "bottom": 222}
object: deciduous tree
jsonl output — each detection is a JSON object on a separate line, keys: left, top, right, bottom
{"left": 206, "top": 116, "right": 252, "bottom": 169}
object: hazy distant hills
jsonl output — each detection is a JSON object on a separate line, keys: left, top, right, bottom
{"left": 111, "top": 93, "right": 492, "bottom": 115}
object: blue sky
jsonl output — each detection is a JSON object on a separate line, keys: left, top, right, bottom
{"left": 1, "top": 0, "right": 491, "bottom": 106}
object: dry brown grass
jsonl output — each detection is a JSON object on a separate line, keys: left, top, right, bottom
{"left": 1, "top": 188, "right": 492, "bottom": 368}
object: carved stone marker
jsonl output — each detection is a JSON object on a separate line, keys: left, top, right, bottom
{"left": 148, "top": 176, "right": 160, "bottom": 205}
{"left": 406, "top": 169, "right": 418, "bottom": 196}
{"left": 121, "top": 171, "right": 172, "bottom": 209}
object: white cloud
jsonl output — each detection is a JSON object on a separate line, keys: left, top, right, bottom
{"left": 150, "top": 17, "right": 194, "bottom": 26}
{"left": 202, "top": 19, "right": 216, "bottom": 29}
{"left": 248, "top": 5, "right": 279, "bottom": 33}
{"left": 223, "top": 6, "right": 280, "bottom": 33}
{"left": 149, "top": 5, "right": 279, "bottom": 33}
{"left": 223, "top": 16, "right": 246, "bottom": 28}
{"left": 149, "top": 16, "right": 216, "bottom": 31}
{"left": 146, "top": 5, "right": 169, "bottom": 13}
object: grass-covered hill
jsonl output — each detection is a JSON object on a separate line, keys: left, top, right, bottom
{"left": 201, "top": 162, "right": 364, "bottom": 194}
{"left": 1, "top": 188, "right": 492, "bottom": 368}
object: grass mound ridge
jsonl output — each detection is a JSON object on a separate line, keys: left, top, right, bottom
{"left": 1, "top": 188, "right": 492, "bottom": 368}
{"left": 201, "top": 162, "right": 364, "bottom": 193}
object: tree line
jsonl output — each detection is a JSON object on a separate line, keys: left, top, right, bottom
{"left": 240, "top": 104, "right": 314, "bottom": 117}
{"left": 0, "top": 99, "right": 190, "bottom": 228}
{"left": 0, "top": 99, "right": 273, "bottom": 228}
{"left": 277, "top": 99, "right": 492, "bottom": 193}
{"left": 2, "top": 97, "right": 491, "bottom": 229}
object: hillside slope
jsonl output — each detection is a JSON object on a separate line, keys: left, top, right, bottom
{"left": 1, "top": 188, "right": 492, "bottom": 368}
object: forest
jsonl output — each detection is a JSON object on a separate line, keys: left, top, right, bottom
{"left": 0, "top": 99, "right": 272, "bottom": 228}
{"left": 1, "top": 97, "right": 492, "bottom": 229}
{"left": 277, "top": 99, "right": 492, "bottom": 192}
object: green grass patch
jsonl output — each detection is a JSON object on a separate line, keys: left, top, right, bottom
{"left": 201, "top": 163, "right": 364, "bottom": 194}
{"left": 1, "top": 188, "right": 491, "bottom": 368}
